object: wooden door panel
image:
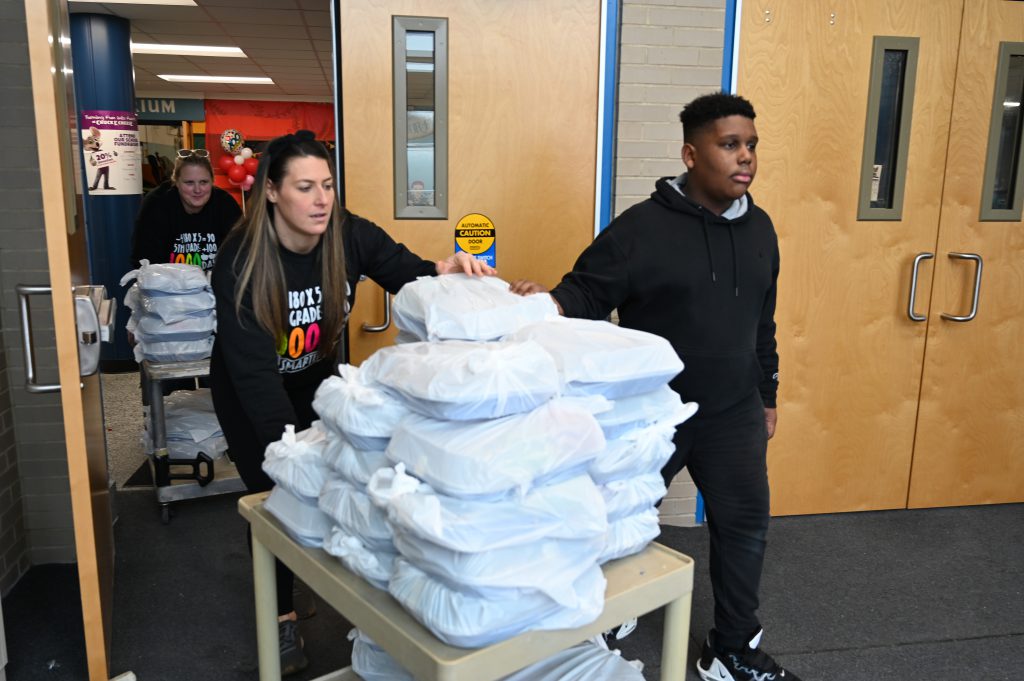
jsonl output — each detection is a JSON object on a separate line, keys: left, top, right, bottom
{"left": 340, "top": 0, "right": 600, "bottom": 364}
{"left": 909, "top": 0, "right": 1024, "bottom": 508}
{"left": 25, "top": 0, "right": 113, "bottom": 677}
{"left": 737, "top": 0, "right": 964, "bottom": 514}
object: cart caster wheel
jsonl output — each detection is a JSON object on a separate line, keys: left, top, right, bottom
{"left": 160, "top": 505, "right": 172, "bottom": 524}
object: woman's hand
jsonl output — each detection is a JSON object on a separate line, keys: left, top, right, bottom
{"left": 436, "top": 251, "right": 496, "bottom": 276}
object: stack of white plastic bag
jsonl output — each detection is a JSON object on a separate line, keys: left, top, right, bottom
{"left": 141, "top": 388, "right": 227, "bottom": 460}
{"left": 261, "top": 274, "right": 696, "bottom": 663}
{"left": 349, "top": 628, "right": 644, "bottom": 681}
{"left": 392, "top": 273, "right": 558, "bottom": 342}
{"left": 120, "top": 260, "right": 216, "bottom": 363}
{"left": 504, "top": 317, "right": 698, "bottom": 562}
{"left": 261, "top": 422, "right": 333, "bottom": 548}
{"left": 312, "top": 365, "right": 412, "bottom": 589}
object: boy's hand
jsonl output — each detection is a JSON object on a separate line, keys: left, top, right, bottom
{"left": 436, "top": 251, "right": 496, "bottom": 276}
{"left": 508, "top": 279, "right": 548, "bottom": 295}
{"left": 509, "top": 280, "right": 564, "bottom": 315}
{"left": 765, "top": 407, "right": 777, "bottom": 440}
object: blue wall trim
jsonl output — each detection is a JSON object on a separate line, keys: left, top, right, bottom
{"left": 722, "top": 0, "right": 738, "bottom": 93}
{"left": 597, "top": 0, "right": 620, "bottom": 232}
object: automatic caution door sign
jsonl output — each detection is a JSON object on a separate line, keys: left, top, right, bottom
{"left": 454, "top": 213, "right": 496, "bottom": 268}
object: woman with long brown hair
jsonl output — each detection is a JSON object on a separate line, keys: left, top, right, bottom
{"left": 209, "top": 130, "right": 492, "bottom": 674}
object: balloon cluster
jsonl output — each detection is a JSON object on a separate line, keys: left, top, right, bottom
{"left": 217, "top": 128, "right": 258, "bottom": 191}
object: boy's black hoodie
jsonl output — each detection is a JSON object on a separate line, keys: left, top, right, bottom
{"left": 551, "top": 175, "right": 779, "bottom": 416}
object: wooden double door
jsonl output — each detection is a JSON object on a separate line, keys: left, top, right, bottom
{"left": 337, "top": 0, "right": 602, "bottom": 365}
{"left": 739, "top": 0, "right": 1024, "bottom": 514}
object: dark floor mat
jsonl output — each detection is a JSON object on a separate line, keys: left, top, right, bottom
{"left": 2, "top": 565, "right": 87, "bottom": 681}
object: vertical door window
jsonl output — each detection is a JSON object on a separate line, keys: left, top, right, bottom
{"left": 981, "top": 43, "right": 1024, "bottom": 221}
{"left": 393, "top": 17, "right": 448, "bottom": 219}
{"left": 858, "top": 37, "right": 919, "bottom": 220}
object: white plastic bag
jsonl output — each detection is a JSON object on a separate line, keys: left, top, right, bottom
{"left": 502, "top": 640, "right": 646, "bottom": 681}
{"left": 599, "top": 507, "right": 661, "bottom": 564}
{"left": 323, "top": 526, "right": 397, "bottom": 590}
{"left": 263, "top": 485, "right": 332, "bottom": 548}
{"left": 141, "top": 388, "right": 226, "bottom": 459}
{"left": 312, "top": 365, "right": 410, "bottom": 449}
{"left": 350, "top": 631, "right": 644, "bottom": 681}
{"left": 504, "top": 317, "right": 684, "bottom": 399}
{"left": 589, "top": 421, "right": 678, "bottom": 484}
{"left": 321, "top": 435, "right": 389, "bottom": 486}
{"left": 349, "top": 629, "right": 415, "bottom": 681}
{"left": 600, "top": 473, "right": 668, "bottom": 521}
{"left": 386, "top": 398, "right": 605, "bottom": 498}
{"left": 127, "top": 309, "right": 215, "bottom": 343}
{"left": 119, "top": 260, "right": 210, "bottom": 294}
{"left": 125, "top": 283, "right": 217, "bottom": 323}
{"left": 377, "top": 471, "right": 608, "bottom": 552}
{"left": 359, "top": 340, "right": 561, "bottom": 421}
{"left": 388, "top": 558, "right": 606, "bottom": 648}
{"left": 595, "top": 385, "right": 698, "bottom": 440}
{"left": 317, "top": 477, "right": 394, "bottom": 551}
{"left": 393, "top": 274, "right": 558, "bottom": 341}
{"left": 261, "top": 423, "right": 330, "bottom": 500}
{"left": 391, "top": 526, "right": 603, "bottom": 607}
{"left": 133, "top": 336, "right": 214, "bottom": 363}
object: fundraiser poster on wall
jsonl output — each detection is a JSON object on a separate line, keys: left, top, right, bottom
{"left": 80, "top": 110, "right": 142, "bottom": 196}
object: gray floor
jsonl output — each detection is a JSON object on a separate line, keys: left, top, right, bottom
{"left": 101, "top": 371, "right": 148, "bottom": 487}
{"left": 70, "top": 371, "right": 1024, "bottom": 680}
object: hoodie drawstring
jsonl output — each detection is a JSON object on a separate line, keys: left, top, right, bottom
{"left": 701, "top": 211, "right": 717, "bottom": 283}
{"left": 728, "top": 223, "right": 739, "bottom": 297}
{"left": 702, "top": 211, "right": 740, "bottom": 297}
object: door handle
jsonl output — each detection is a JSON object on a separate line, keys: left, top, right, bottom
{"left": 361, "top": 289, "right": 392, "bottom": 332}
{"left": 15, "top": 284, "right": 61, "bottom": 394}
{"left": 907, "top": 252, "right": 934, "bottom": 322}
{"left": 940, "top": 252, "right": 983, "bottom": 322}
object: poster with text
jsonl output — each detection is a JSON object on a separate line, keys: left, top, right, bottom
{"left": 81, "top": 110, "right": 142, "bottom": 196}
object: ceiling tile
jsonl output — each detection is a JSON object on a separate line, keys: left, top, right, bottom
{"left": 204, "top": 7, "right": 304, "bottom": 25}
{"left": 131, "top": 21, "right": 228, "bottom": 37}
{"left": 225, "top": 24, "right": 308, "bottom": 39}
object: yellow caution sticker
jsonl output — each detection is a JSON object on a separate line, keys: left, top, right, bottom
{"left": 454, "top": 213, "right": 496, "bottom": 266}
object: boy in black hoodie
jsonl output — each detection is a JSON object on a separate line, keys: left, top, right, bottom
{"left": 511, "top": 92, "right": 797, "bottom": 681}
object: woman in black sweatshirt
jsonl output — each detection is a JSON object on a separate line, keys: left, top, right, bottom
{"left": 209, "top": 130, "right": 493, "bottom": 674}
{"left": 131, "top": 150, "right": 242, "bottom": 271}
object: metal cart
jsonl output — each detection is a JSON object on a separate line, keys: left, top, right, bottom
{"left": 142, "top": 358, "right": 246, "bottom": 523}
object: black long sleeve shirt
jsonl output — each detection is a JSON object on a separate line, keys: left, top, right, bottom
{"left": 209, "top": 210, "right": 437, "bottom": 454}
{"left": 551, "top": 176, "right": 780, "bottom": 416}
{"left": 131, "top": 182, "right": 242, "bottom": 271}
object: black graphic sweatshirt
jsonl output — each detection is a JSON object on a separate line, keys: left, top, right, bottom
{"left": 131, "top": 182, "right": 242, "bottom": 271}
{"left": 551, "top": 175, "right": 780, "bottom": 416}
{"left": 209, "top": 210, "right": 437, "bottom": 462}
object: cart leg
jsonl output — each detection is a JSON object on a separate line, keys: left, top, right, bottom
{"left": 661, "top": 592, "right": 692, "bottom": 681}
{"left": 253, "top": 534, "right": 281, "bottom": 681}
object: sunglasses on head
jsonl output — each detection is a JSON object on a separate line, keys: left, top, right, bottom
{"left": 177, "top": 148, "right": 210, "bottom": 159}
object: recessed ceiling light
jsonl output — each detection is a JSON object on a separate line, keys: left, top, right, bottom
{"left": 158, "top": 74, "right": 274, "bottom": 84}
{"left": 132, "top": 43, "right": 246, "bottom": 58}
{"left": 70, "top": 0, "right": 197, "bottom": 5}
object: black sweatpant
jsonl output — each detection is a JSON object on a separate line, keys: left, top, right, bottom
{"left": 661, "top": 389, "right": 770, "bottom": 650}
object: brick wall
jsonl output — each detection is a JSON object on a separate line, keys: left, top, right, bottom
{"left": 615, "top": 0, "right": 726, "bottom": 526}
{"left": 0, "top": 0, "right": 75, "bottom": 589}
{"left": 0, "top": 327, "right": 28, "bottom": 596}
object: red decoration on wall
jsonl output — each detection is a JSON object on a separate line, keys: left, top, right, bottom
{"left": 206, "top": 99, "right": 335, "bottom": 206}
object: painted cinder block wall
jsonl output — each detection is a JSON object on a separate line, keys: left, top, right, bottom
{"left": 0, "top": 0, "right": 76, "bottom": 596}
{"left": 615, "top": 0, "right": 726, "bottom": 527}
